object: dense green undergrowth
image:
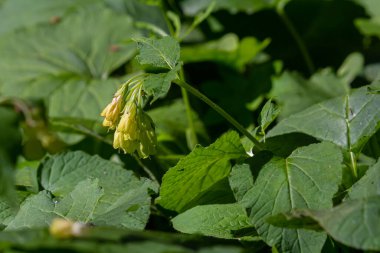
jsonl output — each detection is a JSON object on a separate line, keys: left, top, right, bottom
{"left": 1, "top": 0, "right": 380, "bottom": 252}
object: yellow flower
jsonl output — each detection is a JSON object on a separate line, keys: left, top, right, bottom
{"left": 101, "top": 95, "right": 122, "bottom": 129}
{"left": 101, "top": 78, "right": 157, "bottom": 158}
{"left": 117, "top": 102, "right": 139, "bottom": 140}
{"left": 113, "top": 102, "right": 157, "bottom": 158}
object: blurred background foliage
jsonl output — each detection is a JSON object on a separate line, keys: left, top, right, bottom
{"left": 1, "top": 0, "right": 380, "bottom": 252}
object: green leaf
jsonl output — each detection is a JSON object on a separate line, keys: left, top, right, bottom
{"left": 345, "top": 158, "right": 380, "bottom": 200}
{"left": 337, "top": 52, "right": 364, "bottom": 85}
{"left": 242, "top": 142, "right": 343, "bottom": 253}
{"left": 172, "top": 203, "right": 252, "bottom": 239}
{"left": 258, "top": 99, "right": 280, "bottom": 137}
{"left": 181, "top": 0, "right": 279, "bottom": 15}
{"left": 6, "top": 191, "right": 57, "bottom": 230}
{"left": 355, "top": 18, "right": 380, "bottom": 38}
{"left": 54, "top": 178, "right": 104, "bottom": 222}
{"left": 181, "top": 34, "right": 269, "bottom": 71}
{"left": 4, "top": 151, "right": 155, "bottom": 230}
{"left": 268, "top": 197, "right": 380, "bottom": 251}
{"left": 143, "top": 65, "right": 180, "bottom": 102}
{"left": 228, "top": 164, "right": 254, "bottom": 202}
{"left": 0, "top": 7, "right": 138, "bottom": 121}
{"left": 148, "top": 99, "right": 207, "bottom": 139}
{"left": 354, "top": 0, "right": 380, "bottom": 17}
{"left": 105, "top": 0, "right": 167, "bottom": 32}
{"left": 135, "top": 36, "right": 180, "bottom": 70}
{"left": 270, "top": 69, "right": 349, "bottom": 119}
{"left": 0, "top": 0, "right": 99, "bottom": 36}
{"left": 268, "top": 86, "right": 380, "bottom": 152}
{"left": 157, "top": 131, "right": 246, "bottom": 213}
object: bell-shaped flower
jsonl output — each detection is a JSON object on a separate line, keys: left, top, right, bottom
{"left": 100, "top": 85, "right": 127, "bottom": 129}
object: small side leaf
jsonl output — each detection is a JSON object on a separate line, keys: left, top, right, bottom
{"left": 143, "top": 65, "right": 180, "bottom": 102}
{"left": 345, "top": 158, "right": 380, "bottom": 200}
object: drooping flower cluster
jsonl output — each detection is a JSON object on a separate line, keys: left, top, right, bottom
{"left": 101, "top": 77, "right": 157, "bottom": 158}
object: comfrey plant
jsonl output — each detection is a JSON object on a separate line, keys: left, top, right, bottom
{"left": 101, "top": 75, "right": 157, "bottom": 158}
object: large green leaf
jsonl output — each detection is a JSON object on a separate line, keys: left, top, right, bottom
{"left": 345, "top": 158, "right": 380, "bottom": 200}
{"left": 157, "top": 131, "right": 246, "bottom": 213}
{"left": 4, "top": 151, "right": 155, "bottom": 230}
{"left": 0, "top": 7, "right": 138, "bottom": 121}
{"left": 268, "top": 86, "right": 380, "bottom": 152}
{"left": 242, "top": 142, "right": 342, "bottom": 253}
{"left": 268, "top": 197, "right": 380, "bottom": 251}
{"left": 172, "top": 203, "right": 252, "bottom": 239}
{"left": 0, "top": 0, "right": 99, "bottom": 36}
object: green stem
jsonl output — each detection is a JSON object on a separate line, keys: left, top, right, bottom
{"left": 174, "top": 79, "right": 264, "bottom": 150}
{"left": 160, "top": 4, "right": 199, "bottom": 148}
{"left": 276, "top": 2, "right": 315, "bottom": 75}
{"left": 133, "top": 154, "right": 160, "bottom": 185}
{"left": 179, "top": 69, "right": 199, "bottom": 148}
{"left": 349, "top": 152, "right": 358, "bottom": 178}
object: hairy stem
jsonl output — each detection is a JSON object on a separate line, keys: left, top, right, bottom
{"left": 174, "top": 79, "right": 264, "bottom": 150}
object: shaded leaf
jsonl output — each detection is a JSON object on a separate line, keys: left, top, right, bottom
{"left": 345, "top": 158, "right": 380, "bottom": 200}
{"left": 172, "top": 203, "right": 252, "bottom": 239}
{"left": 228, "top": 164, "right": 254, "bottom": 202}
{"left": 148, "top": 99, "right": 207, "bottom": 139}
{"left": 268, "top": 86, "right": 380, "bottom": 152}
{"left": 181, "top": 0, "right": 280, "bottom": 15}
{"left": 105, "top": 0, "right": 167, "bottom": 32}
{"left": 0, "top": 107, "right": 21, "bottom": 203}
{"left": 242, "top": 142, "right": 342, "bottom": 253}
{"left": 181, "top": 34, "right": 269, "bottom": 71}
{"left": 157, "top": 131, "right": 246, "bottom": 213}
{"left": 270, "top": 69, "right": 349, "bottom": 119}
